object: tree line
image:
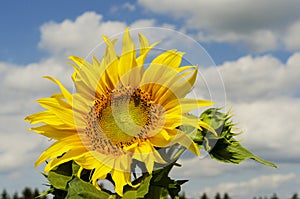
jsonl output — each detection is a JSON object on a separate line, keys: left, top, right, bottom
{"left": 1, "top": 188, "right": 46, "bottom": 199}
{"left": 179, "top": 192, "right": 299, "bottom": 199}
{"left": 1, "top": 188, "right": 299, "bottom": 199}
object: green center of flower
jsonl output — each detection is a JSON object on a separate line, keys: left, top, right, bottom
{"left": 99, "top": 88, "right": 150, "bottom": 145}
{"left": 84, "top": 87, "right": 163, "bottom": 155}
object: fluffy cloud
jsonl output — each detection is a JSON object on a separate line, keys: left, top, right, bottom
{"left": 138, "top": 0, "right": 300, "bottom": 52}
{"left": 200, "top": 173, "right": 296, "bottom": 198}
{"left": 39, "top": 12, "right": 127, "bottom": 56}
{"left": 0, "top": 58, "right": 73, "bottom": 116}
{"left": 0, "top": 115, "right": 47, "bottom": 171}
{"left": 233, "top": 98, "right": 300, "bottom": 162}
{"left": 284, "top": 20, "right": 300, "bottom": 51}
{"left": 171, "top": 156, "right": 261, "bottom": 179}
{"left": 0, "top": 58, "right": 72, "bottom": 185}
{"left": 199, "top": 53, "right": 300, "bottom": 103}
{"left": 38, "top": 12, "right": 177, "bottom": 58}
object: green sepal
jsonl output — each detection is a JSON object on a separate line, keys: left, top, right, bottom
{"left": 209, "top": 136, "right": 277, "bottom": 167}
{"left": 183, "top": 108, "right": 277, "bottom": 168}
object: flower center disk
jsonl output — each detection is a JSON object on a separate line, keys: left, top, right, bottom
{"left": 84, "top": 87, "right": 163, "bottom": 155}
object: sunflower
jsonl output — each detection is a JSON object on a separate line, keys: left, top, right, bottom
{"left": 25, "top": 28, "right": 214, "bottom": 196}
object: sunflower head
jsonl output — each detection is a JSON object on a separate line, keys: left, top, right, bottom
{"left": 25, "top": 28, "right": 214, "bottom": 196}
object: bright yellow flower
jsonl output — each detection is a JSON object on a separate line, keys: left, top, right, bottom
{"left": 25, "top": 28, "right": 214, "bottom": 196}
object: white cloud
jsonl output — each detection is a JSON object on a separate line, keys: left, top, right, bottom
{"left": 0, "top": 57, "right": 74, "bottom": 116}
{"left": 233, "top": 98, "right": 300, "bottom": 162}
{"left": 200, "top": 53, "right": 300, "bottom": 103}
{"left": 171, "top": 156, "right": 260, "bottom": 179}
{"left": 0, "top": 115, "right": 48, "bottom": 171}
{"left": 110, "top": 3, "right": 136, "bottom": 14}
{"left": 284, "top": 20, "right": 300, "bottom": 51}
{"left": 39, "top": 12, "right": 127, "bottom": 56}
{"left": 0, "top": 59, "right": 69, "bottom": 177}
{"left": 2, "top": 58, "right": 72, "bottom": 91}
{"left": 200, "top": 173, "right": 296, "bottom": 198}
{"left": 198, "top": 29, "right": 278, "bottom": 52}
{"left": 38, "top": 12, "right": 179, "bottom": 58}
{"left": 138, "top": 0, "right": 300, "bottom": 52}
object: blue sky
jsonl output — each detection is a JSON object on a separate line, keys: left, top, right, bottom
{"left": 1, "top": 0, "right": 300, "bottom": 198}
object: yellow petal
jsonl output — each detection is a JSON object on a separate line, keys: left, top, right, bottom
{"left": 148, "top": 129, "right": 172, "bottom": 147}
{"left": 170, "top": 129, "right": 200, "bottom": 156}
{"left": 137, "top": 33, "right": 160, "bottom": 66}
{"left": 166, "top": 98, "right": 214, "bottom": 114}
{"left": 92, "top": 162, "right": 112, "bottom": 186}
{"left": 151, "top": 49, "right": 185, "bottom": 69}
{"left": 68, "top": 56, "right": 84, "bottom": 67}
{"left": 102, "top": 36, "right": 119, "bottom": 89}
{"left": 118, "top": 28, "right": 137, "bottom": 79}
{"left": 67, "top": 62, "right": 80, "bottom": 82}
{"left": 44, "top": 147, "right": 87, "bottom": 173}
{"left": 35, "top": 134, "right": 82, "bottom": 166}
{"left": 29, "top": 125, "right": 75, "bottom": 140}
{"left": 182, "top": 115, "right": 217, "bottom": 136}
{"left": 37, "top": 97, "right": 74, "bottom": 127}
{"left": 111, "top": 156, "right": 132, "bottom": 196}
{"left": 43, "top": 76, "right": 72, "bottom": 105}
{"left": 138, "top": 33, "right": 149, "bottom": 55}
{"left": 25, "top": 110, "right": 70, "bottom": 127}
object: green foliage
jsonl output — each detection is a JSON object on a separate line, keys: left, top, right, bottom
{"left": 122, "top": 174, "right": 151, "bottom": 199}
{"left": 22, "top": 188, "right": 34, "bottom": 199}
{"left": 188, "top": 108, "right": 277, "bottom": 168}
{"left": 1, "top": 190, "right": 9, "bottom": 199}
{"left": 215, "top": 192, "right": 221, "bottom": 199}
{"left": 12, "top": 193, "right": 18, "bottom": 199}
{"left": 290, "top": 193, "right": 299, "bottom": 199}
{"left": 43, "top": 161, "right": 143, "bottom": 198}
{"left": 2, "top": 189, "right": 299, "bottom": 199}
{"left": 270, "top": 193, "right": 279, "bottom": 199}
{"left": 43, "top": 160, "right": 187, "bottom": 199}
{"left": 200, "top": 193, "right": 209, "bottom": 199}
{"left": 44, "top": 161, "right": 113, "bottom": 199}
{"left": 47, "top": 161, "right": 74, "bottom": 191}
{"left": 1, "top": 188, "right": 46, "bottom": 199}
{"left": 65, "top": 177, "right": 113, "bottom": 199}
{"left": 144, "top": 163, "right": 188, "bottom": 199}
{"left": 223, "top": 193, "right": 230, "bottom": 199}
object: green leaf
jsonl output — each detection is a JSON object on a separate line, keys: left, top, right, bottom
{"left": 66, "top": 177, "right": 114, "bottom": 199}
{"left": 144, "top": 163, "right": 188, "bottom": 199}
{"left": 123, "top": 174, "right": 152, "bottom": 199}
{"left": 47, "top": 161, "right": 73, "bottom": 190}
{"left": 72, "top": 161, "right": 81, "bottom": 175}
